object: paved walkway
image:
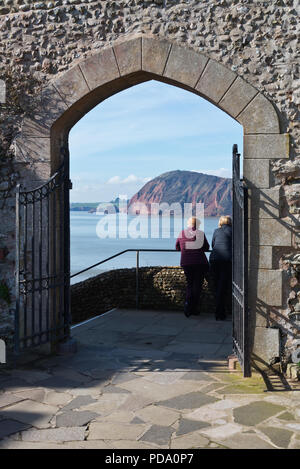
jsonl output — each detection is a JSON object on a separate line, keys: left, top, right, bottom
{"left": 0, "top": 308, "right": 299, "bottom": 449}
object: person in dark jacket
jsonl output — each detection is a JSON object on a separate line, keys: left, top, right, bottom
{"left": 209, "top": 215, "right": 232, "bottom": 320}
{"left": 176, "top": 217, "right": 210, "bottom": 317}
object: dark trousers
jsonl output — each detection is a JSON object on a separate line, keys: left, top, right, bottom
{"left": 210, "top": 261, "right": 232, "bottom": 318}
{"left": 183, "top": 265, "right": 205, "bottom": 314}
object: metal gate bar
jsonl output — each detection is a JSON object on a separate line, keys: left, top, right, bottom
{"left": 15, "top": 157, "right": 71, "bottom": 354}
{"left": 232, "top": 144, "right": 251, "bottom": 377}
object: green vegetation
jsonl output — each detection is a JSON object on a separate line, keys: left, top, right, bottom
{"left": 70, "top": 202, "right": 99, "bottom": 211}
{"left": 217, "top": 368, "right": 267, "bottom": 394}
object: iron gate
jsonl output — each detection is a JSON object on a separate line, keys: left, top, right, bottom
{"left": 232, "top": 144, "right": 251, "bottom": 377}
{"left": 15, "top": 150, "right": 71, "bottom": 353}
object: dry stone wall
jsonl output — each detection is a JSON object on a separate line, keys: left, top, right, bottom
{"left": 70, "top": 266, "right": 224, "bottom": 325}
{"left": 0, "top": 0, "right": 299, "bottom": 362}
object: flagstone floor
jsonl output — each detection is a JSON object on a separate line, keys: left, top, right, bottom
{"left": 0, "top": 308, "right": 299, "bottom": 449}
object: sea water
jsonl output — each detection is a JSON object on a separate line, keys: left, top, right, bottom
{"left": 71, "top": 212, "right": 219, "bottom": 284}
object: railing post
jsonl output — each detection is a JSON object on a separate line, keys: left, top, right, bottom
{"left": 136, "top": 250, "right": 139, "bottom": 310}
{"left": 15, "top": 184, "right": 21, "bottom": 355}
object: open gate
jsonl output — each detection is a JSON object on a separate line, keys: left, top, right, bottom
{"left": 15, "top": 150, "right": 71, "bottom": 354}
{"left": 232, "top": 144, "right": 251, "bottom": 377}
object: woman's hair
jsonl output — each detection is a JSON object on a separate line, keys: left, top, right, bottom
{"left": 187, "top": 217, "right": 200, "bottom": 229}
{"left": 218, "top": 215, "right": 232, "bottom": 227}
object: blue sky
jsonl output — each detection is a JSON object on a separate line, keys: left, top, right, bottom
{"left": 69, "top": 80, "right": 243, "bottom": 202}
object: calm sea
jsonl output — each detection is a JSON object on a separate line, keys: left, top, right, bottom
{"left": 70, "top": 212, "right": 219, "bottom": 284}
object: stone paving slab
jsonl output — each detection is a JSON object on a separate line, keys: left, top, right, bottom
{"left": 157, "top": 392, "right": 219, "bottom": 410}
{"left": 180, "top": 371, "right": 216, "bottom": 382}
{"left": 285, "top": 423, "right": 300, "bottom": 432}
{"left": 186, "top": 407, "right": 228, "bottom": 422}
{"left": 233, "top": 401, "right": 286, "bottom": 426}
{"left": 220, "top": 432, "right": 276, "bottom": 449}
{"left": 0, "top": 400, "right": 58, "bottom": 429}
{"left": 111, "top": 372, "right": 139, "bottom": 385}
{"left": 0, "top": 392, "right": 24, "bottom": 409}
{"left": 65, "top": 384, "right": 104, "bottom": 398}
{"left": 170, "top": 432, "right": 210, "bottom": 449}
{"left": 33, "top": 376, "right": 83, "bottom": 391}
{"left": 135, "top": 405, "right": 179, "bottom": 426}
{"left": 107, "top": 439, "right": 161, "bottom": 449}
{"left": 87, "top": 422, "right": 146, "bottom": 440}
{"left": 43, "top": 391, "right": 73, "bottom": 407}
{"left": 61, "top": 395, "right": 98, "bottom": 411}
{"left": 278, "top": 411, "right": 296, "bottom": 421}
{"left": 0, "top": 419, "right": 31, "bottom": 439}
{"left": 174, "top": 331, "right": 226, "bottom": 344}
{"left": 140, "top": 371, "right": 186, "bottom": 385}
{"left": 12, "top": 389, "right": 46, "bottom": 403}
{"left": 162, "top": 342, "right": 221, "bottom": 356}
{"left": 80, "top": 393, "right": 129, "bottom": 415}
{"left": 131, "top": 417, "right": 145, "bottom": 424}
{"left": 117, "top": 377, "right": 200, "bottom": 402}
{"left": 260, "top": 426, "right": 293, "bottom": 449}
{"left": 97, "top": 410, "right": 136, "bottom": 424}
{"left": 200, "top": 423, "right": 243, "bottom": 440}
{"left": 102, "top": 385, "right": 131, "bottom": 394}
{"left": 0, "top": 440, "right": 85, "bottom": 449}
{"left": 55, "top": 410, "right": 99, "bottom": 427}
{"left": 118, "top": 394, "right": 153, "bottom": 413}
{"left": 10, "top": 369, "right": 52, "bottom": 384}
{"left": 176, "top": 418, "right": 210, "bottom": 436}
{"left": 0, "top": 308, "right": 299, "bottom": 449}
{"left": 20, "top": 426, "right": 86, "bottom": 442}
{"left": 50, "top": 368, "right": 93, "bottom": 384}
{"left": 139, "top": 424, "right": 175, "bottom": 446}
{"left": 0, "top": 378, "right": 36, "bottom": 393}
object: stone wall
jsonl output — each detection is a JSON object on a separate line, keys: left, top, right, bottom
{"left": 0, "top": 0, "right": 299, "bottom": 363}
{"left": 70, "top": 266, "right": 224, "bottom": 325}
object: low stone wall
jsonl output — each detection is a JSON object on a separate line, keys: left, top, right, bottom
{"left": 70, "top": 266, "right": 231, "bottom": 325}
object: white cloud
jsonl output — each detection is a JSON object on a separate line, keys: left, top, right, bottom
{"left": 107, "top": 176, "right": 121, "bottom": 184}
{"left": 106, "top": 174, "right": 151, "bottom": 185}
{"left": 71, "top": 174, "right": 152, "bottom": 202}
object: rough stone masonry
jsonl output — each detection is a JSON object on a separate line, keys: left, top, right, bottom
{"left": 0, "top": 0, "right": 299, "bottom": 367}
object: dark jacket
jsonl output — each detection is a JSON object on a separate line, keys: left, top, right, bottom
{"left": 209, "top": 224, "right": 232, "bottom": 263}
{"left": 176, "top": 228, "right": 210, "bottom": 268}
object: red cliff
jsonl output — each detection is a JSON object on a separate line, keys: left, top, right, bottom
{"left": 128, "top": 170, "right": 232, "bottom": 217}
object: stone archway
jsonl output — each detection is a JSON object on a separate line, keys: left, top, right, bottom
{"left": 14, "top": 35, "right": 291, "bottom": 363}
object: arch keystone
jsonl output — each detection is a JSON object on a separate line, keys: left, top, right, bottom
{"left": 113, "top": 37, "right": 142, "bottom": 76}
{"left": 79, "top": 47, "right": 120, "bottom": 91}
{"left": 195, "top": 59, "right": 236, "bottom": 104}
{"left": 142, "top": 37, "right": 171, "bottom": 76}
{"left": 163, "top": 44, "right": 208, "bottom": 89}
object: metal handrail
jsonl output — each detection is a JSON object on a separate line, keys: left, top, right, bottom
{"left": 71, "top": 248, "right": 180, "bottom": 279}
{"left": 71, "top": 247, "right": 212, "bottom": 309}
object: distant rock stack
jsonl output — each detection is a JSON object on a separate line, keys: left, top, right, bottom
{"left": 127, "top": 170, "right": 232, "bottom": 217}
